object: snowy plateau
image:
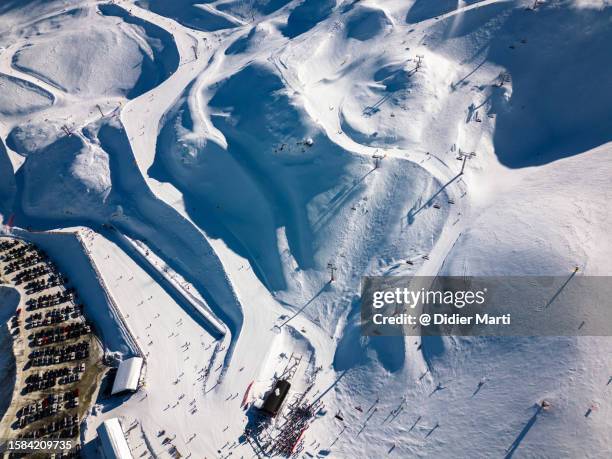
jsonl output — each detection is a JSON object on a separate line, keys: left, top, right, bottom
{"left": 0, "top": 0, "right": 611, "bottom": 458}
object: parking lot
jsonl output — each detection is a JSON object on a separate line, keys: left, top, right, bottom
{"left": 0, "top": 237, "right": 105, "bottom": 458}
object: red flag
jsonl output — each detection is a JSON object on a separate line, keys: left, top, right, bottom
{"left": 241, "top": 380, "right": 254, "bottom": 407}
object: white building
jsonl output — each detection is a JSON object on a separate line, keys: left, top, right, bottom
{"left": 111, "top": 357, "right": 143, "bottom": 395}
{"left": 97, "top": 418, "right": 133, "bottom": 459}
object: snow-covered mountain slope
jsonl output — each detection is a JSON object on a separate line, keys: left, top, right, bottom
{"left": 0, "top": 0, "right": 610, "bottom": 457}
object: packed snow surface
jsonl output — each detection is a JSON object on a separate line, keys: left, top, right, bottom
{"left": 0, "top": 0, "right": 611, "bottom": 457}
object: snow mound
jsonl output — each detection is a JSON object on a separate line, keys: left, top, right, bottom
{"left": 135, "top": 0, "right": 241, "bottom": 31}
{"left": 443, "top": 142, "right": 612, "bottom": 277}
{"left": 281, "top": 0, "right": 336, "bottom": 38}
{"left": 339, "top": 51, "right": 456, "bottom": 148}
{"left": 225, "top": 23, "right": 277, "bottom": 55}
{"left": 419, "top": 142, "right": 612, "bottom": 457}
{"left": 406, "top": 0, "right": 482, "bottom": 23}
{"left": 20, "top": 132, "right": 112, "bottom": 221}
{"left": 345, "top": 5, "right": 392, "bottom": 41}
{"left": 151, "top": 62, "right": 360, "bottom": 290}
{"left": 217, "top": 0, "right": 293, "bottom": 20}
{"left": 7, "top": 121, "right": 69, "bottom": 157}
{"left": 0, "top": 0, "right": 82, "bottom": 32}
{"left": 225, "top": 27, "right": 257, "bottom": 55}
{"left": 334, "top": 295, "right": 407, "bottom": 373}
{"left": 12, "top": 6, "right": 178, "bottom": 98}
{"left": 428, "top": 2, "right": 612, "bottom": 167}
{"left": 373, "top": 63, "right": 414, "bottom": 92}
{"left": 0, "top": 73, "right": 54, "bottom": 116}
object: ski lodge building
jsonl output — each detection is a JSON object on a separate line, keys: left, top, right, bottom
{"left": 97, "top": 417, "right": 133, "bottom": 459}
{"left": 111, "top": 357, "right": 144, "bottom": 395}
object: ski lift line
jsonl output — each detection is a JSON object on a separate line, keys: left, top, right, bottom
{"left": 278, "top": 353, "right": 303, "bottom": 382}
{"left": 309, "top": 369, "right": 348, "bottom": 409}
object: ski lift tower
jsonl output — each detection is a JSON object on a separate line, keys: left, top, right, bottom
{"left": 327, "top": 263, "right": 337, "bottom": 283}
{"left": 372, "top": 151, "right": 386, "bottom": 169}
{"left": 457, "top": 149, "right": 476, "bottom": 174}
{"left": 415, "top": 55, "right": 425, "bottom": 72}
